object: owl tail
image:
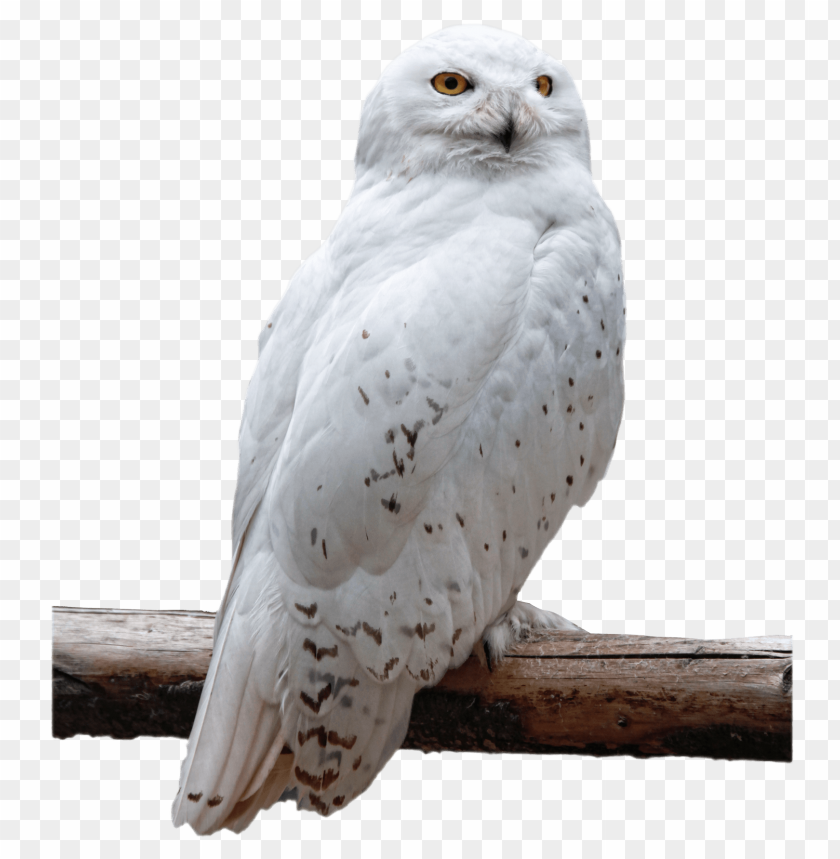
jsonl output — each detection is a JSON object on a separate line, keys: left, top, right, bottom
{"left": 171, "top": 583, "right": 292, "bottom": 835}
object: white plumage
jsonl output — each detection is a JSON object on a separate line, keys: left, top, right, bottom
{"left": 173, "top": 25, "right": 625, "bottom": 834}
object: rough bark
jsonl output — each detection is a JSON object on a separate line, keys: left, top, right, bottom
{"left": 52, "top": 607, "right": 792, "bottom": 762}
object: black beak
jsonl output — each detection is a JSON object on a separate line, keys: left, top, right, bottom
{"left": 496, "top": 117, "right": 515, "bottom": 153}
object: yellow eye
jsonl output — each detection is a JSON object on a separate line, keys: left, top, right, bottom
{"left": 535, "top": 75, "right": 553, "bottom": 97}
{"left": 432, "top": 72, "right": 470, "bottom": 96}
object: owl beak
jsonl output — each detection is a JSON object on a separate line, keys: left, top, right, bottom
{"left": 496, "top": 117, "right": 516, "bottom": 153}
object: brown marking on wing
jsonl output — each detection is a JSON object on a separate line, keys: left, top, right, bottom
{"left": 366, "top": 656, "right": 400, "bottom": 680}
{"left": 358, "top": 386, "right": 370, "bottom": 405}
{"left": 309, "top": 792, "right": 329, "bottom": 814}
{"left": 362, "top": 622, "right": 382, "bottom": 645}
{"left": 336, "top": 620, "right": 361, "bottom": 637}
{"left": 298, "top": 726, "right": 328, "bottom": 747}
{"left": 304, "top": 639, "right": 338, "bottom": 661}
{"left": 187, "top": 792, "right": 202, "bottom": 802}
{"left": 327, "top": 731, "right": 357, "bottom": 749}
{"left": 300, "top": 683, "right": 332, "bottom": 714}
{"left": 207, "top": 795, "right": 223, "bottom": 807}
{"left": 392, "top": 449, "right": 405, "bottom": 477}
{"left": 296, "top": 767, "right": 339, "bottom": 792}
{"left": 410, "top": 622, "right": 435, "bottom": 640}
{"left": 295, "top": 602, "right": 317, "bottom": 619}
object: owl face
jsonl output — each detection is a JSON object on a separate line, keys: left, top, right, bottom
{"left": 355, "top": 26, "right": 590, "bottom": 177}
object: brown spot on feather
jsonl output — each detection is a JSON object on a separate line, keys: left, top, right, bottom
{"left": 303, "top": 639, "right": 338, "bottom": 661}
{"left": 298, "top": 726, "right": 327, "bottom": 747}
{"left": 327, "top": 731, "right": 357, "bottom": 749}
{"left": 362, "top": 622, "right": 382, "bottom": 645}
{"left": 300, "top": 683, "right": 332, "bottom": 714}
{"left": 296, "top": 767, "right": 339, "bottom": 792}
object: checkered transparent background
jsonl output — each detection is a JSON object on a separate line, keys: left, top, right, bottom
{"left": 1, "top": 1, "right": 836, "bottom": 856}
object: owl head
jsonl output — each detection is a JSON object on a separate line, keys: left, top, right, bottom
{"left": 355, "top": 25, "right": 591, "bottom": 178}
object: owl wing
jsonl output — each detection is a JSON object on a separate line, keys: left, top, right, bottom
{"left": 172, "top": 201, "right": 530, "bottom": 832}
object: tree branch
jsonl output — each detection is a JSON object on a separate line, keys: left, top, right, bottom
{"left": 52, "top": 607, "right": 792, "bottom": 762}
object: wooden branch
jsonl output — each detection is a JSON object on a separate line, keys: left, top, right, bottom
{"left": 52, "top": 607, "right": 792, "bottom": 762}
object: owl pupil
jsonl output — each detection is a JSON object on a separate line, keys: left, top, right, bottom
{"left": 445, "top": 76, "right": 458, "bottom": 90}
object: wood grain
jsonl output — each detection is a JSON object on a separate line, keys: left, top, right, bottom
{"left": 52, "top": 607, "right": 792, "bottom": 762}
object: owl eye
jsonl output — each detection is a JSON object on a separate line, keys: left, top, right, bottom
{"left": 431, "top": 72, "right": 471, "bottom": 96}
{"left": 535, "top": 75, "right": 553, "bottom": 97}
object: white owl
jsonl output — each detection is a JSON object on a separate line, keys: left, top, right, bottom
{"left": 173, "top": 25, "right": 624, "bottom": 834}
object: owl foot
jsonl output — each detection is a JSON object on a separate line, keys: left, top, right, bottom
{"left": 481, "top": 601, "right": 585, "bottom": 669}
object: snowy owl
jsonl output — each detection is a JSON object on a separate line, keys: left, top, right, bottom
{"left": 173, "top": 25, "right": 624, "bottom": 834}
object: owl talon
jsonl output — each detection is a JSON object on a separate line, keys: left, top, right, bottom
{"left": 482, "top": 600, "right": 584, "bottom": 666}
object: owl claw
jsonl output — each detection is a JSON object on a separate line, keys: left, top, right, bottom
{"left": 482, "top": 601, "right": 585, "bottom": 666}
{"left": 471, "top": 638, "right": 491, "bottom": 672}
